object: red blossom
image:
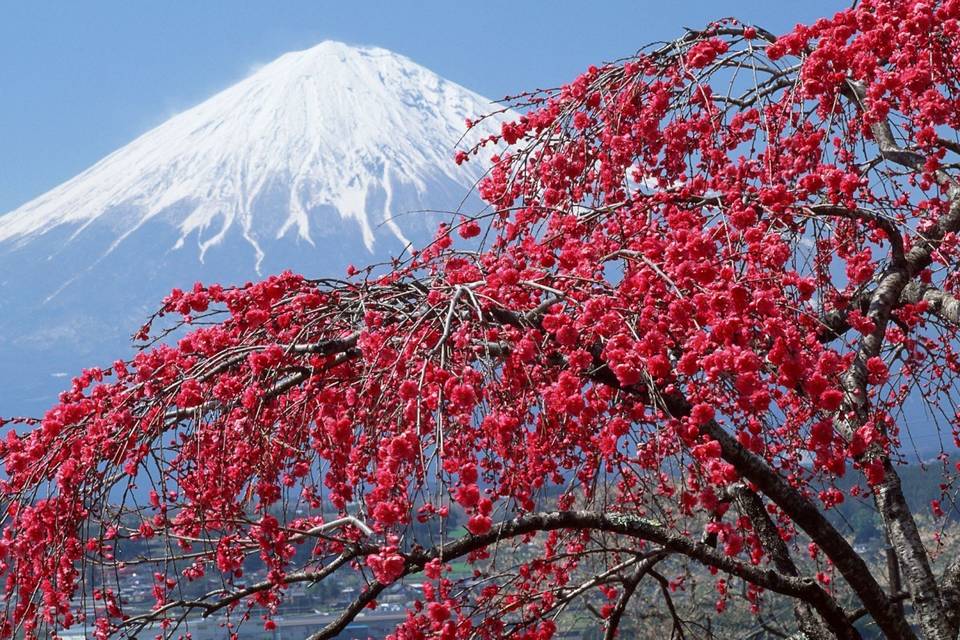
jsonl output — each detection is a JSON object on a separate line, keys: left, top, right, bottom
{"left": 2, "top": 5, "right": 959, "bottom": 638}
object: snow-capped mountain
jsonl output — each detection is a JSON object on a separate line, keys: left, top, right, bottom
{"left": 0, "top": 41, "right": 507, "bottom": 417}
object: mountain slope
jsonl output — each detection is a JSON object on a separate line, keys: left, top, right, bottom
{"left": 0, "top": 41, "right": 506, "bottom": 416}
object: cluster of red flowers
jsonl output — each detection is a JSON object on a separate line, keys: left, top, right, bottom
{"left": 3, "top": 1, "right": 960, "bottom": 638}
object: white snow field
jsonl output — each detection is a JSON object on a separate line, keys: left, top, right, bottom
{"left": 0, "top": 41, "right": 509, "bottom": 415}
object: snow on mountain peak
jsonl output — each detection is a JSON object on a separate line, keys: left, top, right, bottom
{"left": 0, "top": 41, "right": 506, "bottom": 269}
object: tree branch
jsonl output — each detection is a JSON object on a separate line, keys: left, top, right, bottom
{"left": 602, "top": 553, "right": 666, "bottom": 640}
{"left": 728, "top": 484, "right": 853, "bottom": 640}
{"left": 901, "top": 282, "right": 960, "bottom": 326}
{"left": 305, "top": 510, "right": 854, "bottom": 640}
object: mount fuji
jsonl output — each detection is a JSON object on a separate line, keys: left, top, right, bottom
{"left": 0, "top": 41, "right": 508, "bottom": 417}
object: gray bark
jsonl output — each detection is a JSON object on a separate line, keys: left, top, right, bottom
{"left": 729, "top": 484, "right": 856, "bottom": 640}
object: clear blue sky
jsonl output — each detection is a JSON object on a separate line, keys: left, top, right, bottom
{"left": 0, "top": 1, "right": 845, "bottom": 213}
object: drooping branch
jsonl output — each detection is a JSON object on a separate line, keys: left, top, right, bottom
{"left": 304, "top": 510, "right": 856, "bottom": 640}
{"left": 8, "top": 7, "right": 960, "bottom": 640}
{"left": 186, "top": 274, "right": 909, "bottom": 639}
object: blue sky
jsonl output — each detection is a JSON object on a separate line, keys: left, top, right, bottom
{"left": 0, "top": 1, "right": 846, "bottom": 213}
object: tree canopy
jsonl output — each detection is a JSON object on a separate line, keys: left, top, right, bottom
{"left": 4, "top": 2, "right": 960, "bottom": 638}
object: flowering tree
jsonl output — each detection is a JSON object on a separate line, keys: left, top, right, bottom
{"left": 6, "top": 1, "right": 960, "bottom": 638}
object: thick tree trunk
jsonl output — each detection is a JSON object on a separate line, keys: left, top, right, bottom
{"left": 941, "top": 556, "right": 960, "bottom": 639}
{"left": 873, "top": 459, "right": 950, "bottom": 640}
